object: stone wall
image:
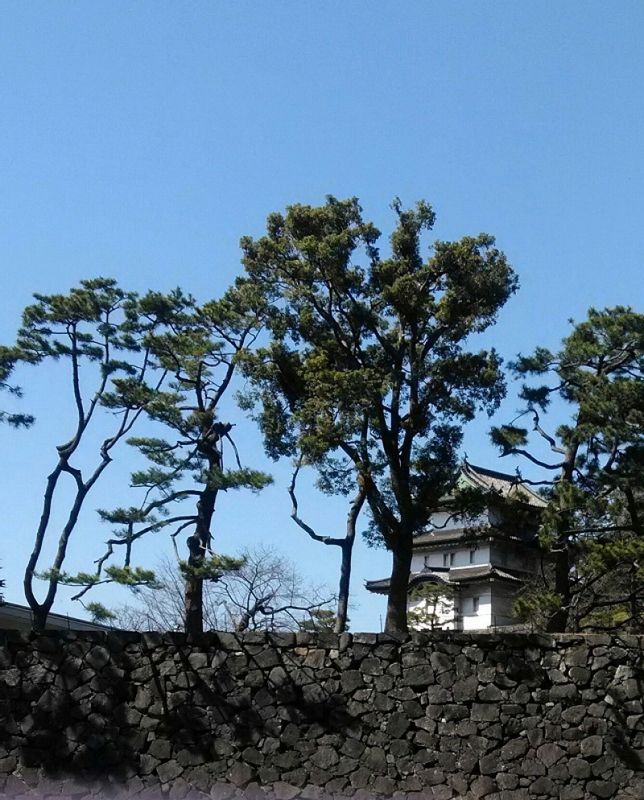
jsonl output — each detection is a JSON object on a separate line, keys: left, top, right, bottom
{"left": 1, "top": 629, "right": 643, "bottom": 799}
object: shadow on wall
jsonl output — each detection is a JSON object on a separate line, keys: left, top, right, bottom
{"left": 2, "top": 629, "right": 357, "bottom": 794}
{"left": 604, "top": 659, "right": 644, "bottom": 771}
{"left": 1, "top": 631, "right": 138, "bottom": 781}
{"left": 1, "top": 629, "right": 644, "bottom": 799}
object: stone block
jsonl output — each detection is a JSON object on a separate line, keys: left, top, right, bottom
{"left": 536, "top": 743, "right": 564, "bottom": 767}
{"left": 528, "top": 776, "right": 554, "bottom": 795}
{"left": 496, "top": 774, "right": 519, "bottom": 790}
{"left": 228, "top": 762, "right": 254, "bottom": 787}
{"left": 560, "top": 787, "right": 585, "bottom": 800}
{"left": 273, "top": 782, "right": 301, "bottom": 799}
{"left": 471, "top": 703, "right": 499, "bottom": 722}
{"left": 388, "top": 712, "right": 411, "bottom": 737}
{"left": 309, "top": 746, "right": 339, "bottom": 770}
{"left": 479, "top": 754, "right": 499, "bottom": 775}
{"left": 470, "top": 776, "right": 497, "bottom": 797}
{"left": 426, "top": 686, "right": 451, "bottom": 703}
{"left": 453, "top": 675, "right": 479, "bottom": 702}
{"left": 581, "top": 735, "right": 603, "bottom": 758}
{"left": 157, "top": 759, "right": 183, "bottom": 783}
{"left": 429, "top": 651, "right": 453, "bottom": 674}
{"left": 500, "top": 738, "right": 528, "bottom": 762}
{"left": 374, "top": 776, "right": 397, "bottom": 795}
{"left": 359, "top": 657, "right": 383, "bottom": 676}
{"left": 403, "top": 665, "right": 435, "bottom": 687}
{"left": 478, "top": 683, "right": 503, "bottom": 702}
{"left": 427, "top": 786, "right": 453, "bottom": 800}
{"left": 350, "top": 767, "right": 372, "bottom": 789}
{"left": 561, "top": 704, "right": 587, "bottom": 724}
{"left": 587, "top": 781, "right": 618, "bottom": 798}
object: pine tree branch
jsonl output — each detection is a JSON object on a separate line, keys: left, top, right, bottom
{"left": 288, "top": 460, "right": 345, "bottom": 547}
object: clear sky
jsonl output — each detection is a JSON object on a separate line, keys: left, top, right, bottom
{"left": 1, "top": 2, "right": 642, "bottom": 631}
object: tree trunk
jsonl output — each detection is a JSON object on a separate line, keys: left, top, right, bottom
{"left": 334, "top": 484, "right": 365, "bottom": 634}
{"left": 31, "top": 604, "right": 50, "bottom": 633}
{"left": 184, "top": 535, "right": 204, "bottom": 635}
{"left": 335, "top": 541, "right": 352, "bottom": 634}
{"left": 385, "top": 532, "right": 413, "bottom": 634}
{"left": 184, "top": 484, "right": 218, "bottom": 636}
{"left": 546, "top": 446, "right": 577, "bottom": 633}
{"left": 546, "top": 546, "right": 571, "bottom": 632}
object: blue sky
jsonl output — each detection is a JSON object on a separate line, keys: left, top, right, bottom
{"left": 1, "top": 2, "right": 642, "bottom": 631}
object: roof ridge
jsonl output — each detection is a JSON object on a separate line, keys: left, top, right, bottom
{"left": 463, "top": 460, "right": 524, "bottom": 484}
{"left": 462, "top": 460, "right": 547, "bottom": 507}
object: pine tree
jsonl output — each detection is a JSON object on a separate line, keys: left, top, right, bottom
{"left": 491, "top": 307, "right": 644, "bottom": 632}
{"left": 62, "top": 283, "right": 272, "bottom": 634}
{"left": 8, "top": 278, "right": 165, "bottom": 630}
{"left": 242, "top": 197, "right": 517, "bottom": 633}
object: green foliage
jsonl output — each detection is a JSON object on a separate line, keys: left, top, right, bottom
{"left": 83, "top": 282, "right": 271, "bottom": 632}
{"left": 202, "top": 467, "right": 273, "bottom": 493}
{"left": 41, "top": 565, "right": 161, "bottom": 591}
{"left": 513, "top": 585, "right": 562, "bottom": 629}
{"left": 39, "top": 569, "right": 101, "bottom": 587}
{"left": 97, "top": 506, "right": 161, "bottom": 526}
{"left": 104, "top": 565, "right": 161, "bottom": 589}
{"left": 0, "top": 346, "right": 34, "bottom": 428}
{"left": 16, "top": 278, "right": 139, "bottom": 363}
{"left": 242, "top": 196, "right": 518, "bottom": 632}
{"left": 407, "top": 582, "right": 456, "bottom": 630}
{"left": 243, "top": 196, "right": 516, "bottom": 535}
{"left": 298, "top": 608, "right": 347, "bottom": 633}
{"left": 179, "top": 554, "right": 245, "bottom": 582}
{"left": 3, "top": 276, "right": 270, "bottom": 632}
{"left": 8, "top": 277, "right": 193, "bottom": 629}
{"left": 489, "top": 425, "right": 529, "bottom": 455}
{"left": 493, "top": 306, "right": 644, "bottom": 632}
{"left": 85, "top": 602, "right": 117, "bottom": 624}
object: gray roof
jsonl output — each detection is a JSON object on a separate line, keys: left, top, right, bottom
{"left": 412, "top": 528, "right": 539, "bottom": 550}
{"left": 413, "top": 528, "right": 470, "bottom": 546}
{"left": 366, "top": 569, "right": 450, "bottom": 595}
{"left": 448, "top": 565, "right": 526, "bottom": 584}
{"left": 411, "top": 461, "right": 545, "bottom": 549}
{"left": 0, "top": 601, "right": 113, "bottom": 632}
{"left": 365, "top": 565, "right": 527, "bottom": 595}
{"left": 366, "top": 462, "right": 544, "bottom": 596}
{"left": 458, "top": 461, "right": 548, "bottom": 508}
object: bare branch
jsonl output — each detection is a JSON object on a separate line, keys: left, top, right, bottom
{"left": 288, "top": 459, "right": 345, "bottom": 547}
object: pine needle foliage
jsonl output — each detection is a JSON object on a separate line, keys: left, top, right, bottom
{"left": 491, "top": 306, "right": 644, "bottom": 632}
{"left": 5, "top": 278, "right": 170, "bottom": 630}
{"left": 0, "top": 346, "right": 34, "bottom": 428}
{"left": 241, "top": 196, "right": 517, "bottom": 633}
{"left": 82, "top": 283, "right": 272, "bottom": 633}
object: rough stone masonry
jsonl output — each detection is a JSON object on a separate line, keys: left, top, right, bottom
{"left": 1, "top": 629, "right": 643, "bottom": 799}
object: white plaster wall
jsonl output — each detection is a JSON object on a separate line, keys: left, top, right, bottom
{"left": 450, "top": 546, "right": 489, "bottom": 568}
{"left": 459, "top": 587, "right": 492, "bottom": 630}
{"left": 408, "top": 582, "right": 525, "bottom": 631}
{"left": 412, "top": 546, "right": 490, "bottom": 573}
{"left": 411, "top": 552, "right": 432, "bottom": 571}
